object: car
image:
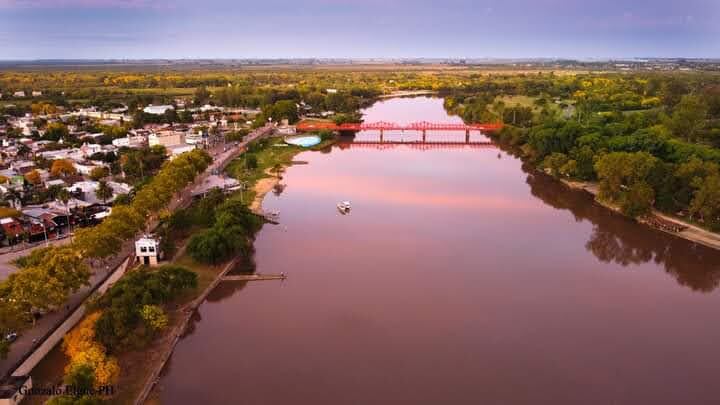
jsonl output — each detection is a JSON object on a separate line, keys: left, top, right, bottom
{"left": 5, "top": 332, "right": 17, "bottom": 342}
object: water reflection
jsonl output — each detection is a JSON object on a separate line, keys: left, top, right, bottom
{"left": 525, "top": 168, "right": 720, "bottom": 292}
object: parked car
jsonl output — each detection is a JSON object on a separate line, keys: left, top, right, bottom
{"left": 5, "top": 332, "right": 17, "bottom": 342}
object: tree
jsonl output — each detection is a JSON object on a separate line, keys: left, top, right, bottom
{"left": 140, "top": 305, "right": 168, "bottom": 333}
{"left": 670, "top": 95, "right": 708, "bottom": 142}
{"left": 92, "top": 266, "right": 196, "bottom": 351}
{"left": 265, "top": 100, "right": 299, "bottom": 124}
{"left": 194, "top": 86, "right": 211, "bottom": 106}
{"left": 689, "top": 174, "right": 720, "bottom": 230}
{"left": 44, "top": 122, "right": 69, "bottom": 141}
{"left": 620, "top": 182, "right": 655, "bottom": 218}
{"left": 62, "top": 312, "right": 120, "bottom": 386}
{"left": 595, "top": 152, "right": 659, "bottom": 217}
{"left": 51, "top": 159, "right": 77, "bottom": 178}
{"left": 31, "top": 102, "right": 57, "bottom": 116}
{"left": 24, "top": 169, "right": 41, "bottom": 185}
{"left": 89, "top": 167, "right": 109, "bottom": 181}
{"left": 64, "top": 364, "right": 96, "bottom": 393}
{"left": 245, "top": 154, "right": 258, "bottom": 170}
{"left": 95, "top": 181, "right": 113, "bottom": 204}
{"left": 541, "top": 153, "right": 570, "bottom": 176}
{"left": 57, "top": 188, "right": 72, "bottom": 231}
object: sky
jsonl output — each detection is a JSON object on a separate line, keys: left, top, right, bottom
{"left": 0, "top": 0, "right": 718, "bottom": 59}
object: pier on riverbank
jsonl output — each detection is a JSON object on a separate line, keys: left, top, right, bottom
{"left": 222, "top": 274, "right": 287, "bottom": 282}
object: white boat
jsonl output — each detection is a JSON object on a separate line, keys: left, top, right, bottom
{"left": 337, "top": 201, "right": 351, "bottom": 214}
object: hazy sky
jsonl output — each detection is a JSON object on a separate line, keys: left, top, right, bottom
{"left": 0, "top": 0, "right": 718, "bottom": 59}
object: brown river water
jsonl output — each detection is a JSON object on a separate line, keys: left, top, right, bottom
{"left": 158, "top": 97, "right": 720, "bottom": 405}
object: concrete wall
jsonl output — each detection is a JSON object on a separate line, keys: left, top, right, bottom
{"left": 11, "top": 258, "right": 132, "bottom": 377}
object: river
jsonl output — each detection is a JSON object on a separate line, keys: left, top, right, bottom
{"left": 158, "top": 97, "right": 720, "bottom": 405}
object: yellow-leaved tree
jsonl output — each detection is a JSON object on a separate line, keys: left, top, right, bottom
{"left": 62, "top": 312, "right": 120, "bottom": 386}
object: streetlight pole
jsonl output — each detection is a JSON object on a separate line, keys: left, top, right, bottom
{"left": 40, "top": 222, "right": 48, "bottom": 247}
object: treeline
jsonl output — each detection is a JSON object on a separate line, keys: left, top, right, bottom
{"left": 494, "top": 98, "right": 720, "bottom": 228}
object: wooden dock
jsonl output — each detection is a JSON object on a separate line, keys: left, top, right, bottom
{"left": 221, "top": 274, "right": 287, "bottom": 282}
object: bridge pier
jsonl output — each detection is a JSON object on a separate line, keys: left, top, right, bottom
{"left": 422, "top": 130, "right": 426, "bottom": 142}
{"left": 380, "top": 129, "right": 384, "bottom": 143}
{"left": 465, "top": 130, "right": 470, "bottom": 143}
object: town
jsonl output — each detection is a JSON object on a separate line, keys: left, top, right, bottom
{"left": 0, "top": 95, "right": 285, "bottom": 253}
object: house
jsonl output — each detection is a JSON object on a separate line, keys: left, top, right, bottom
{"left": 65, "top": 180, "right": 131, "bottom": 204}
{"left": 149, "top": 131, "right": 186, "bottom": 148}
{"left": 12, "top": 91, "right": 25, "bottom": 98}
{"left": 79, "top": 132, "right": 104, "bottom": 142}
{"left": 72, "top": 162, "right": 101, "bottom": 176}
{"left": 0, "top": 175, "right": 24, "bottom": 195}
{"left": 0, "top": 217, "right": 24, "bottom": 245}
{"left": 79, "top": 143, "right": 102, "bottom": 156}
{"left": 276, "top": 125, "right": 296, "bottom": 135}
{"left": 112, "top": 135, "right": 147, "bottom": 148}
{"left": 166, "top": 144, "right": 196, "bottom": 158}
{"left": 22, "top": 208, "right": 60, "bottom": 237}
{"left": 10, "top": 161, "right": 35, "bottom": 175}
{"left": 0, "top": 169, "right": 18, "bottom": 179}
{"left": 25, "top": 216, "right": 57, "bottom": 243}
{"left": 185, "top": 131, "right": 206, "bottom": 145}
{"left": 46, "top": 197, "right": 90, "bottom": 212}
{"left": 44, "top": 178, "right": 66, "bottom": 189}
{"left": 143, "top": 105, "right": 174, "bottom": 115}
{"left": 135, "top": 235, "right": 162, "bottom": 266}
{"left": 40, "top": 149, "right": 86, "bottom": 162}
{"left": 107, "top": 181, "right": 132, "bottom": 196}
{"left": 31, "top": 91, "right": 42, "bottom": 97}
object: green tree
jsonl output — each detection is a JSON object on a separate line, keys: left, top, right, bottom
{"left": 140, "top": 304, "right": 168, "bottom": 333}
{"left": 541, "top": 153, "right": 570, "bottom": 176}
{"left": 89, "top": 167, "right": 109, "bottom": 181}
{"left": 194, "top": 86, "right": 211, "bottom": 106}
{"left": 44, "top": 122, "right": 70, "bottom": 141}
{"left": 670, "top": 95, "right": 708, "bottom": 142}
{"left": 95, "top": 181, "right": 113, "bottom": 204}
{"left": 595, "top": 152, "right": 659, "bottom": 217}
{"left": 689, "top": 174, "right": 720, "bottom": 230}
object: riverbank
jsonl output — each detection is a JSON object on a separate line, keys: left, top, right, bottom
{"left": 133, "top": 253, "right": 241, "bottom": 405}
{"left": 235, "top": 137, "right": 337, "bottom": 214}
{"left": 559, "top": 177, "right": 720, "bottom": 251}
{"left": 379, "top": 90, "right": 438, "bottom": 98}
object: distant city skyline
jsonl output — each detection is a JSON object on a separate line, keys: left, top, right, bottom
{"left": 0, "top": 0, "right": 718, "bottom": 60}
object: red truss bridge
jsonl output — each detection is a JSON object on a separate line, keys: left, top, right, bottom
{"left": 337, "top": 141, "right": 498, "bottom": 151}
{"left": 296, "top": 121, "right": 504, "bottom": 133}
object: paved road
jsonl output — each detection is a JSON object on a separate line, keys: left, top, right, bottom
{"left": 0, "top": 236, "right": 73, "bottom": 280}
{"left": 0, "top": 124, "right": 274, "bottom": 380}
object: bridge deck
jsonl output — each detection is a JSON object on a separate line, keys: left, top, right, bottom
{"left": 297, "top": 120, "right": 503, "bottom": 132}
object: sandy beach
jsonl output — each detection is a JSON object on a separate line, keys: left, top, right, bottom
{"left": 250, "top": 171, "right": 282, "bottom": 214}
